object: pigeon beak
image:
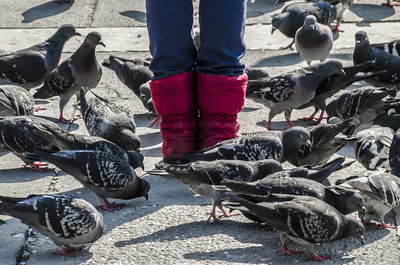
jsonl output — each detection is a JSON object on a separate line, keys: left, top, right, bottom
{"left": 310, "top": 25, "right": 315, "bottom": 30}
{"left": 141, "top": 164, "right": 145, "bottom": 170}
{"left": 271, "top": 27, "right": 277, "bottom": 34}
{"left": 359, "top": 235, "right": 364, "bottom": 245}
{"left": 306, "top": 139, "right": 312, "bottom": 147}
{"left": 355, "top": 40, "right": 361, "bottom": 44}
{"left": 99, "top": 41, "right": 106, "bottom": 47}
{"left": 340, "top": 69, "right": 347, "bottom": 76}
{"left": 144, "top": 193, "right": 149, "bottom": 200}
{"left": 74, "top": 32, "right": 82, "bottom": 36}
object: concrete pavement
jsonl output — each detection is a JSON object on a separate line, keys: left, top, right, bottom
{"left": 0, "top": 0, "right": 400, "bottom": 264}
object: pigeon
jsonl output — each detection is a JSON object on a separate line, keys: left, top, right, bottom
{"left": 336, "top": 171, "right": 400, "bottom": 228}
{"left": 271, "top": 1, "right": 340, "bottom": 49}
{"left": 288, "top": 119, "right": 356, "bottom": 167}
{"left": 372, "top": 40, "right": 400, "bottom": 56}
{"left": 0, "top": 25, "right": 80, "bottom": 90}
{"left": 0, "top": 116, "right": 145, "bottom": 170}
{"left": 102, "top": 55, "right": 152, "bottom": 99}
{"left": 33, "top": 32, "right": 105, "bottom": 123}
{"left": 305, "top": 0, "right": 353, "bottom": 32}
{"left": 80, "top": 88, "right": 141, "bottom": 151}
{"left": 295, "top": 15, "right": 333, "bottom": 65}
{"left": 326, "top": 86, "right": 398, "bottom": 134}
{"left": 231, "top": 194, "right": 364, "bottom": 261}
{"left": 180, "top": 126, "right": 311, "bottom": 164}
{"left": 353, "top": 31, "right": 400, "bottom": 88}
{"left": 373, "top": 102, "right": 400, "bottom": 132}
{"left": 148, "top": 159, "right": 283, "bottom": 222}
{"left": 29, "top": 150, "right": 150, "bottom": 211}
{"left": 286, "top": 60, "right": 384, "bottom": 124}
{"left": 389, "top": 129, "right": 400, "bottom": 177}
{"left": 354, "top": 126, "right": 394, "bottom": 170}
{"left": 221, "top": 175, "right": 366, "bottom": 216}
{"left": 0, "top": 85, "right": 35, "bottom": 116}
{"left": 246, "top": 60, "right": 345, "bottom": 130}
{"left": 0, "top": 194, "right": 104, "bottom": 256}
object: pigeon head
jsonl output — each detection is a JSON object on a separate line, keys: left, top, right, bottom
{"left": 118, "top": 129, "right": 141, "bottom": 152}
{"left": 139, "top": 82, "right": 151, "bottom": 101}
{"left": 127, "top": 151, "right": 145, "bottom": 170}
{"left": 253, "top": 159, "right": 283, "bottom": 179}
{"left": 343, "top": 217, "right": 365, "bottom": 245}
{"left": 355, "top": 31, "right": 369, "bottom": 47}
{"left": 136, "top": 178, "right": 150, "bottom": 200}
{"left": 304, "top": 15, "right": 317, "bottom": 30}
{"left": 317, "top": 61, "right": 346, "bottom": 77}
{"left": 280, "top": 126, "right": 311, "bottom": 162}
{"left": 325, "top": 100, "right": 338, "bottom": 121}
{"left": 102, "top": 56, "right": 121, "bottom": 70}
{"left": 271, "top": 13, "right": 290, "bottom": 34}
{"left": 57, "top": 24, "right": 81, "bottom": 39}
{"left": 329, "top": 186, "right": 366, "bottom": 215}
{"left": 84, "top": 32, "right": 106, "bottom": 48}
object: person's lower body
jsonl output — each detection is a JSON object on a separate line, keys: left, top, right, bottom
{"left": 146, "top": 0, "right": 247, "bottom": 160}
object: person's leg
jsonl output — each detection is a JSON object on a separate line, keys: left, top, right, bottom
{"left": 196, "top": 0, "right": 247, "bottom": 149}
{"left": 146, "top": 0, "right": 198, "bottom": 160}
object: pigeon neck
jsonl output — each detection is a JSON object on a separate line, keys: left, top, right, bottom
{"left": 72, "top": 44, "right": 97, "bottom": 65}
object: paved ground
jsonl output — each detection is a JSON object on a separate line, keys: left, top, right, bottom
{"left": 0, "top": 0, "right": 400, "bottom": 264}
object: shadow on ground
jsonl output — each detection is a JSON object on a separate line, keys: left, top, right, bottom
{"left": 120, "top": 10, "right": 147, "bottom": 23}
{"left": 21, "top": 1, "right": 74, "bottom": 23}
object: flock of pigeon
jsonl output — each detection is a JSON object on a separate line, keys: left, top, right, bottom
{"left": 0, "top": 0, "right": 400, "bottom": 262}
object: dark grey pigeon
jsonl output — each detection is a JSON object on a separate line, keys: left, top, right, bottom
{"left": 295, "top": 15, "right": 333, "bottom": 65}
{"left": 246, "top": 60, "right": 345, "bottom": 130}
{"left": 288, "top": 119, "right": 356, "bottom": 166}
{"left": 389, "top": 129, "right": 400, "bottom": 177}
{"left": 221, "top": 175, "right": 366, "bottom": 216}
{"left": 353, "top": 31, "right": 400, "bottom": 88}
{"left": 326, "top": 86, "right": 398, "bottom": 134}
{"left": 80, "top": 88, "right": 141, "bottom": 152}
{"left": 271, "top": 1, "right": 340, "bottom": 49}
{"left": 373, "top": 102, "right": 400, "bottom": 132}
{"left": 148, "top": 159, "right": 283, "bottom": 223}
{"left": 0, "top": 25, "right": 79, "bottom": 90}
{"left": 336, "top": 171, "right": 400, "bottom": 228}
{"left": 102, "top": 55, "right": 152, "bottom": 99}
{"left": 33, "top": 32, "right": 104, "bottom": 123}
{"left": 354, "top": 126, "right": 394, "bottom": 170}
{"left": 286, "top": 60, "right": 385, "bottom": 124}
{"left": 0, "top": 194, "right": 103, "bottom": 256}
{"left": 30, "top": 150, "right": 150, "bottom": 212}
{"left": 181, "top": 126, "right": 311, "bottom": 164}
{"left": 232, "top": 194, "right": 364, "bottom": 261}
{"left": 0, "top": 85, "right": 35, "bottom": 116}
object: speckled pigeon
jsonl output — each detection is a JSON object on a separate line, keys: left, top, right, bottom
{"left": 288, "top": 119, "right": 356, "bottom": 166}
{"left": 354, "top": 126, "right": 394, "bottom": 171}
{"left": 180, "top": 126, "right": 311, "bottom": 164}
{"left": 353, "top": 31, "right": 400, "bottom": 88}
{"left": 231, "top": 194, "right": 364, "bottom": 261}
{"left": 246, "top": 60, "right": 345, "bottom": 130}
{"left": 336, "top": 171, "right": 400, "bottom": 228}
{"left": 326, "top": 86, "right": 398, "bottom": 134}
{"left": 271, "top": 1, "right": 340, "bottom": 49}
{"left": 295, "top": 15, "right": 333, "bottom": 65}
{"left": 148, "top": 159, "right": 283, "bottom": 223}
{"left": 80, "top": 88, "right": 141, "bottom": 152}
{"left": 286, "top": 60, "right": 382, "bottom": 124}
{"left": 0, "top": 194, "right": 104, "bottom": 256}
{"left": 102, "top": 55, "right": 152, "bottom": 99}
{"left": 33, "top": 32, "right": 104, "bottom": 123}
{"left": 30, "top": 150, "right": 150, "bottom": 211}
{"left": 221, "top": 175, "right": 366, "bottom": 216}
{"left": 389, "top": 129, "right": 400, "bottom": 177}
{"left": 0, "top": 25, "right": 79, "bottom": 90}
{"left": 0, "top": 85, "right": 35, "bottom": 116}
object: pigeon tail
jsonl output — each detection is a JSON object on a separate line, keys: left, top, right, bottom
{"left": 307, "top": 157, "right": 345, "bottom": 183}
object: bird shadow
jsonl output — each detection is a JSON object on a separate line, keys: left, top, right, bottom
{"left": 253, "top": 53, "right": 303, "bottom": 67}
{"left": 246, "top": 0, "right": 283, "bottom": 19}
{"left": 242, "top": 107, "right": 262, "bottom": 113}
{"left": 34, "top": 100, "right": 50, "bottom": 105}
{"left": 350, "top": 4, "right": 395, "bottom": 25}
{"left": 141, "top": 145, "right": 162, "bottom": 158}
{"left": 134, "top": 113, "right": 156, "bottom": 128}
{"left": 0, "top": 167, "right": 49, "bottom": 183}
{"left": 328, "top": 53, "right": 354, "bottom": 61}
{"left": 119, "top": 10, "right": 147, "bottom": 23}
{"left": 139, "top": 131, "right": 162, "bottom": 148}
{"left": 21, "top": 1, "right": 74, "bottom": 23}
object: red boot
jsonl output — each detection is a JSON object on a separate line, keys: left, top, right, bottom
{"left": 150, "top": 72, "right": 198, "bottom": 160}
{"left": 197, "top": 73, "right": 247, "bottom": 149}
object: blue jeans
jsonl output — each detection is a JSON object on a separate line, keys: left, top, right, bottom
{"left": 145, "top": 0, "right": 246, "bottom": 80}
